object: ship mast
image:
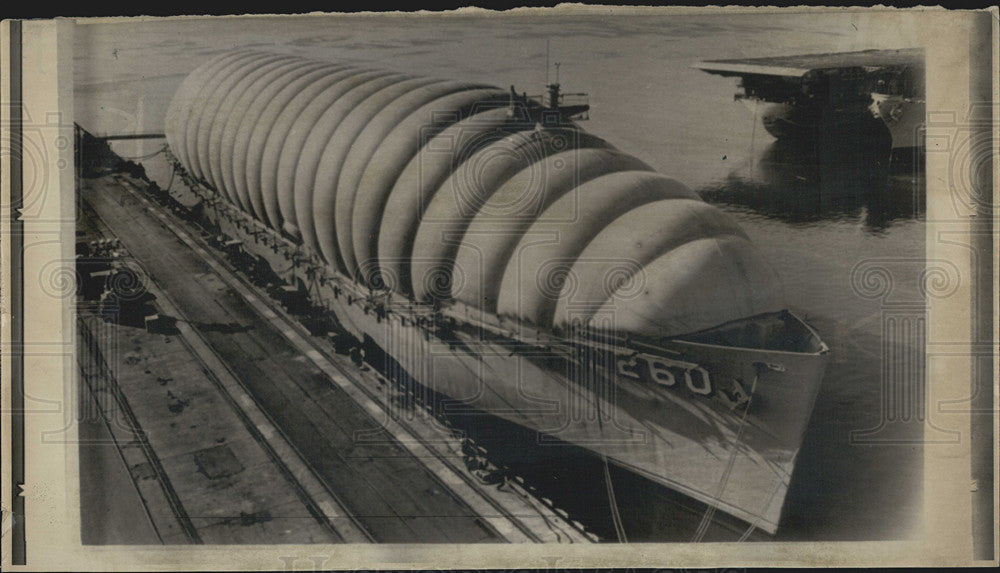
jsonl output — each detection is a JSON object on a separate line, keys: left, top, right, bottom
{"left": 547, "top": 62, "right": 561, "bottom": 108}
{"left": 536, "top": 41, "right": 590, "bottom": 122}
{"left": 508, "top": 41, "right": 590, "bottom": 123}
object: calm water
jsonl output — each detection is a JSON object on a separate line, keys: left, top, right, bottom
{"left": 74, "top": 11, "right": 926, "bottom": 541}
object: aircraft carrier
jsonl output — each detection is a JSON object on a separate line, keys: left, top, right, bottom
{"left": 694, "top": 48, "right": 925, "bottom": 153}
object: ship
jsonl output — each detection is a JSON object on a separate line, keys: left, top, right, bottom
{"left": 156, "top": 49, "right": 829, "bottom": 535}
{"left": 693, "top": 48, "right": 926, "bottom": 152}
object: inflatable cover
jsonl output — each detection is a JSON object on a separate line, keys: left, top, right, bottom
{"left": 165, "top": 50, "right": 785, "bottom": 338}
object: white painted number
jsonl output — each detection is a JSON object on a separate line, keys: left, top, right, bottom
{"left": 617, "top": 353, "right": 713, "bottom": 396}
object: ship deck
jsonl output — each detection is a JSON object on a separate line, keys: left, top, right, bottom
{"left": 693, "top": 48, "right": 923, "bottom": 78}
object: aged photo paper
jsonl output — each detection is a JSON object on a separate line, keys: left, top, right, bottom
{"left": 2, "top": 5, "right": 998, "bottom": 570}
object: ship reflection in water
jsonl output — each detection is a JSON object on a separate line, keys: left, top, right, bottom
{"left": 700, "top": 138, "right": 925, "bottom": 233}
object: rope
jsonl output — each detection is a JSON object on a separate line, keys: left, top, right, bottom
{"left": 691, "top": 369, "right": 760, "bottom": 542}
{"left": 749, "top": 99, "right": 759, "bottom": 172}
{"left": 163, "top": 164, "right": 175, "bottom": 193}
{"left": 738, "top": 523, "right": 757, "bottom": 542}
{"left": 115, "top": 144, "right": 169, "bottom": 161}
{"left": 602, "top": 453, "right": 628, "bottom": 543}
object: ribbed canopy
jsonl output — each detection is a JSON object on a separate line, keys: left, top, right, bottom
{"left": 165, "top": 49, "right": 784, "bottom": 338}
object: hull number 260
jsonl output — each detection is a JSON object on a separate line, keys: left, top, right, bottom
{"left": 616, "top": 353, "right": 713, "bottom": 396}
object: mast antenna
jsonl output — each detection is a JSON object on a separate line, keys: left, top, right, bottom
{"left": 545, "top": 38, "right": 550, "bottom": 84}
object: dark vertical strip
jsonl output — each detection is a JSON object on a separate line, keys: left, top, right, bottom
{"left": 969, "top": 11, "right": 995, "bottom": 562}
{"left": 9, "top": 18, "right": 26, "bottom": 566}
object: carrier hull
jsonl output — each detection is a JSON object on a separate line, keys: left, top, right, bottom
{"left": 697, "top": 48, "right": 925, "bottom": 151}
{"left": 870, "top": 93, "right": 926, "bottom": 151}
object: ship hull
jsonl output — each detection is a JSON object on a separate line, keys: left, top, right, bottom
{"left": 750, "top": 98, "right": 923, "bottom": 152}
{"left": 162, "top": 174, "right": 829, "bottom": 534}
{"left": 342, "top": 302, "right": 828, "bottom": 533}
{"left": 869, "top": 93, "right": 926, "bottom": 151}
